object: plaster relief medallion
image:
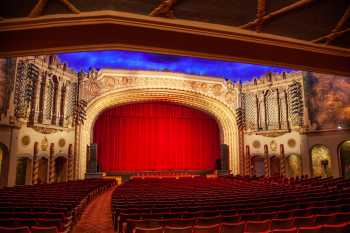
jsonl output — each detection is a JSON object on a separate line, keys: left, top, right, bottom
{"left": 288, "top": 139, "right": 296, "bottom": 148}
{"left": 41, "top": 137, "right": 49, "bottom": 151}
{"left": 212, "top": 84, "right": 223, "bottom": 96}
{"left": 225, "top": 91, "right": 235, "bottom": 103}
{"left": 189, "top": 81, "right": 200, "bottom": 90}
{"left": 87, "top": 79, "right": 100, "bottom": 97}
{"left": 270, "top": 140, "right": 277, "bottom": 152}
{"left": 21, "top": 135, "right": 30, "bottom": 146}
{"left": 58, "top": 138, "right": 66, "bottom": 148}
{"left": 200, "top": 83, "right": 209, "bottom": 92}
{"left": 252, "top": 140, "right": 261, "bottom": 149}
{"left": 102, "top": 76, "right": 116, "bottom": 89}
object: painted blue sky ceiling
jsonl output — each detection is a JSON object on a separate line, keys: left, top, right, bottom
{"left": 58, "top": 50, "right": 295, "bottom": 82}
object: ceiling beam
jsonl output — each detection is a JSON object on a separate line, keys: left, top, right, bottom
{"left": 312, "top": 6, "right": 350, "bottom": 44}
{"left": 312, "top": 28, "right": 350, "bottom": 44}
{"left": 28, "top": 0, "right": 80, "bottom": 18}
{"left": 149, "top": 0, "right": 177, "bottom": 18}
{"left": 255, "top": 0, "right": 267, "bottom": 32}
{"left": 0, "top": 11, "right": 349, "bottom": 76}
{"left": 240, "top": 0, "right": 317, "bottom": 29}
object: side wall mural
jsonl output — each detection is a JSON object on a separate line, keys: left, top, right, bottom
{"left": 305, "top": 73, "right": 350, "bottom": 130}
{"left": 311, "top": 145, "right": 332, "bottom": 177}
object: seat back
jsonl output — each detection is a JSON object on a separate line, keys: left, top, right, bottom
{"left": 0, "top": 226, "right": 31, "bottom": 233}
{"left": 271, "top": 218, "right": 294, "bottom": 230}
{"left": 245, "top": 220, "right": 271, "bottom": 232}
{"left": 164, "top": 226, "right": 192, "bottom": 233}
{"left": 294, "top": 216, "right": 315, "bottom": 227}
{"left": 133, "top": 226, "right": 163, "bottom": 233}
{"left": 321, "top": 222, "right": 349, "bottom": 233}
{"left": 298, "top": 225, "right": 322, "bottom": 233}
{"left": 193, "top": 224, "right": 220, "bottom": 233}
{"left": 221, "top": 222, "right": 244, "bottom": 233}
{"left": 31, "top": 226, "right": 59, "bottom": 233}
{"left": 271, "top": 228, "right": 298, "bottom": 233}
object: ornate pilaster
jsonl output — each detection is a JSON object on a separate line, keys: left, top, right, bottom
{"left": 59, "top": 85, "right": 66, "bottom": 126}
{"left": 280, "top": 144, "right": 286, "bottom": 176}
{"left": 264, "top": 144, "right": 269, "bottom": 177}
{"left": 49, "top": 143, "right": 55, "bottom": 183}
{"left": 245, "top": 145, "right": 251, "bottom": 176}
{"left": 28, "top": 76, "right": 39, "bottom": 124}
{"left": 51, "top": 80, "right": 59, "bottom": 125}
{"left": 68, "top": 144, "right": 74, "bottom": 180}
{"left": 38, "top": 72, "right": 47, "bottom": 123}
{"left": 32, "top": 142, "right": 39, "bottom": 184}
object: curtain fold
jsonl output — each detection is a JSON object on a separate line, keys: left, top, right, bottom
{"left": 93, "top": 102, "right": 220, "bottom": 172}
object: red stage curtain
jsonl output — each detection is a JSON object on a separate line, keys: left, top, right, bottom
{"left": 93, "top": 102, "right": 220, "bottom": 172}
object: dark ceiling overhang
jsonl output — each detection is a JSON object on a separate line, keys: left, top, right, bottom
{"left": 0, "top": 11, "right": 349, "bottom": 75}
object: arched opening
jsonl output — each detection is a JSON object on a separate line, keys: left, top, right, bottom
{"left": 311, "top": 145, "right": 332, "bottom": 177}
{"left": 0, "top": 143, "right": 9, "bottom": 187}
{"left": 93, "top": 102, "right": 221, "bottom": 173}
{"left": 16, "top": 157, "right": 32, "bottom": 185}
{"left": 270, "top": 156, "right": 281, "bottom": 177}
{"left": 55, "top": 156, "right": 68, "bottom": 182}
{"left": 286, "top": 154, "right": 302, "bottom": 177}
{"left": 80, "top": 88, "right": 238, "bottom": 178}
{"left": 38, "top": 156, "right": 49, "bottom": 184}
{"left": 339, "top": 141, "right": 350, "bottom": 178}
{"left": 251, "top": 156, "right": 265, "bottom": 177}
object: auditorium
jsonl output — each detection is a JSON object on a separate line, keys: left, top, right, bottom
{"left": 0, "top": 1, "right": 349, "bottom": 233}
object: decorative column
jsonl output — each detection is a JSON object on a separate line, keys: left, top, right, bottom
{"left": 264, "top": 144, "right": 269, "bottom": 177}
{"left": 280, "top": 144, "right": 286, "bottom": 176}
{"left": 245, "top": 145, "right": 251, "bottom": 176}
{"left": 38, "top": 72, "right": 47, "bottom": 124}
{"left": 28, "top": 76, "right": 39, "bottom": 125}
{"left": 59, "top": 85, "right": 66, "bottom": 126}
{"left": 49, "top": 143, "right": 55, "bottom": 183}
{"left": 32, "top": 142, "right": 39, "bottom": 184}
{"left": 51, "top": 79, "right": 59, "bottom": 125}
{"left": 238, "top": 129, "right": 245, "bottom": 175}
{"left": 68, "top": 144, "right": 74, "bottom": 180}
{"left": 277, "top": 89, "right": 282, "bottom": 129}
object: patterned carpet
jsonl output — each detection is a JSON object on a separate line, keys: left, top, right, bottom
{"left": 73, "top": 188, "right": 115, "bottom": 233}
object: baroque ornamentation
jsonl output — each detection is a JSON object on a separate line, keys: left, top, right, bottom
{"left": 41, "top": 137, "right": 49, "bottom": 151}
{"left": 80, "top": 70, "right": 239, "bottom": 110}
{"left": 32, "top": 126, "right": 61, "bottom": 134}
{"left": 58, "top": 138, "right": 66, "bottom": 148}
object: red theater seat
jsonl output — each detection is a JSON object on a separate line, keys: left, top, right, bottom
{"left": 270, "top": 228, "right": 297, "bottom": 233}
{"left": 0, "top": 226, "right": 31, "bottom": 233}
{"left": 221, "top": 222, "right": 244, "bottom": 233}
{"left": 271, "top": 218, "right": 294, "bottom": 230}
{"left": 298, "top": 225, "right": 322, "bottom": 233}
{"left": 245, "top": 220, "right": 271, "bottom": 232}
{"left": 133, "top": 226, "right": 163, "bottom": 233}
{"left": 293, "top": 216, "right": 315, "bottom": 227}
{"left": 321, "top": 222, "right": 349, "bottom": 233}
{"left": 193, "top": 224, "right": 221, "bottom": 233}
{"left": 31, "top": 226, "right": 59, "bottom": 233}
{"left": 164, "top": 226, "right": 192, "bottom": 233}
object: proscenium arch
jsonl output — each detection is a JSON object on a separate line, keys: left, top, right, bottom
{"left": 79, "top": 88, "right": 239, "bottom": 178}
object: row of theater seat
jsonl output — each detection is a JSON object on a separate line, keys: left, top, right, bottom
{"left": 0, "top": 179, "right": 116, "bottom": 233}
{"left": 112, "top": 176, "right": 350, "bottom": 233}
{"left": 122, "top": 213, "right": 350, "bottom": 233}
{"left": 0, "top": 226, "right": 58, "bottom": 233}
{"left": 131, "top": 221, "right": 350, "bottom": 233}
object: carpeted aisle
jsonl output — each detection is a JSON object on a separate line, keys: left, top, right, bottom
{"left": 73, "top": 188, "right": 115, "bottom": 233}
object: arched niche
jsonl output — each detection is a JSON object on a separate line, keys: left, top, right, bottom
{"left": 251, "top": 155, "right": 265, "bottom": 177}
{"left": 269, "top": 156, "right": 281, "bottom": 177}
{"left": 55, "top": 156, "right": 68, "bottom": 183}
{"left": 38, "top": 155, "right": 49, "bottom": 184}
{"left": 0, "top": 143, "right": 9, "bottom": 187}
{"left": 286, "top": 154, "right": 302, "bottom": 177}
{"left": 16, "top": 156, "right": 32, "bottom": 185}
{"left": 339, "top": 140, "right": 350, "bottom": 178}
{"left": 310, "top": 144, "right": 332, "bottom": 177}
